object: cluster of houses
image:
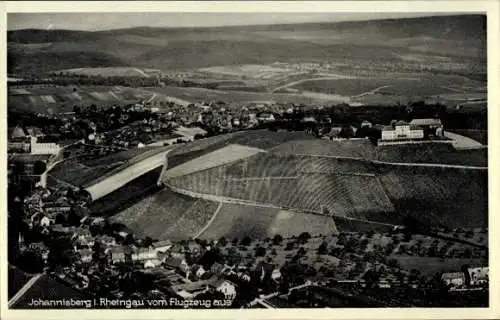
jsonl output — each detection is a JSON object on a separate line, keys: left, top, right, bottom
{"left": 441, "top": 267, "right": 489, "bottom": 290}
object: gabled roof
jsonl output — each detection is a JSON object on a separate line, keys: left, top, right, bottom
{"left": 441, "top": 272, "right": 465, "bottom": 279}
{"left": 410, "top": 118, "right": 442, "bottom": 126}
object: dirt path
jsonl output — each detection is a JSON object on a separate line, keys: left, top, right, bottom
{"left": 192, "top": 201, "right": 223, "bottom": 239}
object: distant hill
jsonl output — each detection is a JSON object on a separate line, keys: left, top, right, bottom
{"left": 7, "top": 14, "right": 486, "bottom": 76}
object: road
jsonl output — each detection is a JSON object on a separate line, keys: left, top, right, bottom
{"left": 85, "top": 148, "right": 172, "bottom": 201}
{"left": 8, "top": 273, "right": 43, "bottom": 308}
{"left": 444, "top": 131, "right": 485, "bottom": 150}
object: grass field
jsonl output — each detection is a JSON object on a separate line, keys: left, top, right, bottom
{"left": 146, "top": 85, "right": 346, "bottom": 105}
{"left": 54, "top": 67, "right": 152, "bottom": 78}
{"left": 392, "top": 256, "right": 487, "bottom": 276}
{"left": 289, "top": 74, "right": 485, "bottom": 99}
{"left": 450, "top": 129, "right": 488, "bottom": 145}
{"left": 198, "top": 203, "right": 337, "bottom": 240}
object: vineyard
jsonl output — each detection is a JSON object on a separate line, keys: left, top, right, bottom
{"left": 198, "top": 203, "right": 337, "bottom": 240}
{"left": 110, "top": 188, "right": 218, "bottom": 240}
{"left": 270, "top": 139, "right": 376, "bottom": 159}
{"left": 378, "top": 165, "right": 488, "bottom": 228}
{"left": 167, "top": 153, "right": 395, "bottom": 218}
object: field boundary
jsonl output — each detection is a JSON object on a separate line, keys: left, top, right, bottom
{"left": 192, "top": 201, "right": 223, "bottom": 239}
{"left": 165, "top": 184, "right": 398, "bottom": 229}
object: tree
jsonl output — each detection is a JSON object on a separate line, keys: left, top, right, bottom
{"left": 241, "top": 236, "right": 252, "bottom": 246}
{"left": 298, "top": 232, "right": 311, "bottom": 244}
{"left": 232, "top": 238, "right": 239, "bottom": 245}
{"left": 255, "top": 246, "right": 266, "bottom": 257}
{"left": 143, "top": 237, "right": 153, "bottom": 248}
{"left": 317, "top": 241, "right": 328, "bottom": 255}
{"left": 218, "top": 237, "right": 227, "bottom": 247}
{"left": 272, "top": 234, "right": 283, "bottom": 245}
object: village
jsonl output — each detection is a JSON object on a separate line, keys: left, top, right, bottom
{"left": 7, "top": 93, "right": 487, "bottom": 308}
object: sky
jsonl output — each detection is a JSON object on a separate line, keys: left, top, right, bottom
{"left": 7, "top": 12, "right": 455, "bottom": 31}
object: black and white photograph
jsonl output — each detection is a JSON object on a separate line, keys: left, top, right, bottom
{"left": 2, "top": 1, "right": 497, "bottom": 317}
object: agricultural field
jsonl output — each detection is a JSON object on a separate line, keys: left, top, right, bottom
{"left": 270, "top": 139, "right": 376, "bottom": 159}
{"left": 449, "top": 129, "right": 488, "bottom": 145}
{"left": 145, "top": 85, "right": 345, "bottom": 106}
{"left": 374, "top": 143, "right": 487, "bottom": 166}
{"left": 110, "top": 188, "right": 218, "bottom": 240}
{"left": 162, "top": 144, "right": 264, "bottom": 180}
{"left": 168, "top": 155, "right": 395, "bottom": 219}
{"left": 8, "top": 265, "right": 33, "bottom": 300}
{"left": 392, "top": 256, "right": 487, "bottom": 277}
{"left": 89, "top": 167, "right": 163, "bottom": 216}
{"left": 198, "top": 203, "right": 337, "bottom": 240}
{"left": 378, "top": 165, "right": 488, "bottom": 229}
{"left": 287, "top": 73, "right": 486, "bottom": 106}
{"left": 53, "top": 67, "right": 153, "bottom": 78}
{"left": 8, "top": 85, "right": 149, "bottom": 114}
{"left": 9, "top": 275, "right": 91, "bottom": 309}
{"left": 48, "top": 146, "right": 168, "bottom": 188}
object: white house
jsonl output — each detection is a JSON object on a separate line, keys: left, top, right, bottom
{"left": 152, "top": 240, "right": 173, "bottom": 253}
{"left": 468, "top": 267, "right": 489, "bottom": 286}
{"left": 210, "top": 279, "right": 237, "bottom": 300}
{"left": 144, "top": 259, "right": 163, "bottom": 269}
{"left": 257, "top": 113, "right": 275, "bottom": 123}
{"left": 132, "top": 248, "right": 158, "bottom": 262}
{"left": 379, "top": 120, "right": 424, "bottom": 141}
{"left": 441, "top": 272, "right": 466, "bottom": 287}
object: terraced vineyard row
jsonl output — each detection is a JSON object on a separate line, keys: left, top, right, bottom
{"left": 199, "top": 203, "right": 337, "bottom": 240}
{"left": 270, "top": 139, "right": 376, "bottom": 159}
{"left": 111, "top": 188, "right": 218, "bottom": 240}
{"left": 378, "top": 166, "right": 488, "bottom": 229}
{"left": 168, "top": 166, "right": 394, "bottom": 218}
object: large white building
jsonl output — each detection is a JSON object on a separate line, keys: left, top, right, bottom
{"left": 379, "top": 120, "right": 424, "bottom": 141}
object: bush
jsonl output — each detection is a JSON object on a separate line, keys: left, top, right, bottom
{"left": 317, "top": 241, "right": 328, "bottom": 255}
{"left": 272, "top": 234, "right": 283, "bottom": 245}
{"left": 255, "top": 246, "right": 266, "bottom": 257}
{"left": 241, "top": 236, "right": 252, "bottom": 246}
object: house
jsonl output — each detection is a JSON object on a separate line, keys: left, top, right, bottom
{"left": 257, "top": 113, "right": 275, "bottom": 123}
{"left": 131, "top": 248, "right": 157, "bottom": 262}
{"left": 409, "top": 118, "right": 444, "bottom": 137}
{"left": 71, "top": 229, "right": 94, "bottom": 247}
{"left": 361, "top": 120, "right": 372, "bottom": 128}
{"left": 165, "top": 257, "right": 190, "bottom": 276}
{"left": 209, "top": 279, "right": 237, "bottom": 300}
{"left": 376, "top": 120, "right": 424, "bottom": 141}
{"left": 97, "top": 235, "right": 117, "bottom": 249}
{"left": 172, "top": 280, "right": 211, "bottom": 300}
{"left": 441, "top": 272, "right": 466, "bottom": 288}
{"left": 191, "top": 265, "right": 207, "bottom": 280}
{"left": 152, "top": 240, "right": 173, "bottom": 253}
{"left": 109, "top": 246, "right": 127, "bottom": 264}
{"left": 28, "top": 242, "right": 50, "bottom": 261}
{"left": 271, "top": 268, "right": 282, "bottom": 282}
{"left": 237, "top": 272, "right": 251, "bottom": 282}
{"left": 77, "top": 249, "right": 93, "bottom": 263}
{"left": 467, "top": 267, "right": 488, "bottom": 286}
{"left": 210, "top": 262, "right": 225, "bottom": 275}
{"left": 144, "top": 259, "right": 163, "bottom": 269}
